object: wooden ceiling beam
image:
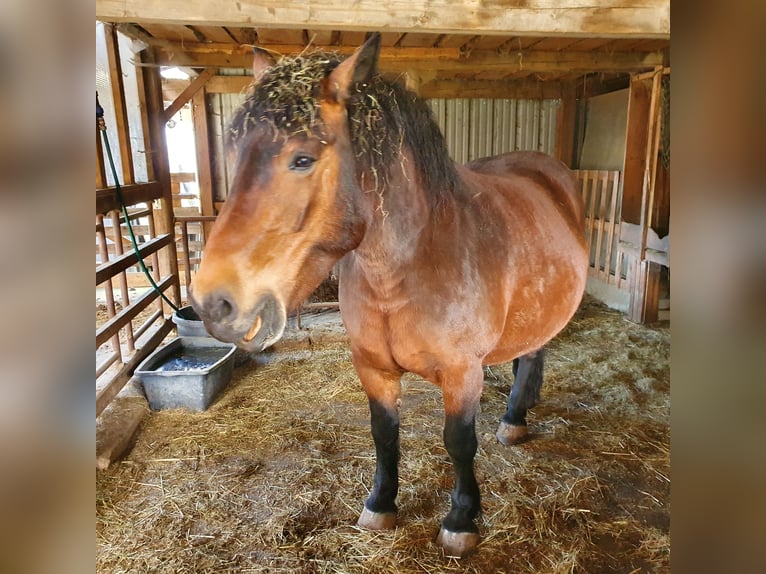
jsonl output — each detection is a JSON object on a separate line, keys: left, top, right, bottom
{"left": 420, "top": 79, "right": 562, "bottom": 99}
{"left": 97, "top": 0, "right": 670, "bottom": 39}
{"left": 152, "top": 45, "right": 664, "bottom": 76}
{"left": 162, "top": 74, "right": 565, "bottom": 100}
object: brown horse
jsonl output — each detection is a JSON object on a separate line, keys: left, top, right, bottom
{"left": 190, "top": 33, "right": 588, "bottom": 557}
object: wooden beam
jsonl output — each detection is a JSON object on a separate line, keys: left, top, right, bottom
{"left": 621, "top": 77, "right": 651, "bottom": 225}
{"left": 96, "top": 234, "right": 174, "bottom": 286}
{"left": 555, "top": 81, "right": 577, "bottom": 166}
{"left": 192, "top": 89, "right": 216, "bottom": 234}
{"left": 140, "top": 47, "right": 182, "bottom": 307}
{"left": 96, "top": 1, "right": 670, "bottom": 39}
{"left": 155, "top": 46, "right": 664, "bottom": 76}
{"left": 167, "top": 73, "right": 565, "bottom": 100}
{"left": 419, "top": 79, "right": 562, "bottom": 99}
{"left": 163, "top": 67, "right": 215, "bottom": 121}
{"left": 97, "top": 181, "right": 163, "bottom": 215}
{"left": 96, "top": 275, "right": 175, "bottom": 347}
{"left": 104, "top": 23, "right": 135, "bottom": 185}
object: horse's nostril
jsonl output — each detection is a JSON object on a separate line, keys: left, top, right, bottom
{"left": 206, "top": 291, "right": 236, "bottom": 323}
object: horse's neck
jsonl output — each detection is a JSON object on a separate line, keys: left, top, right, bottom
{"left": 352, "top": 159, "right": 434, "bottom": 277}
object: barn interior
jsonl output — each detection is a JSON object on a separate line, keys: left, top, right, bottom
{"left": 96, "top": 1, "right": 670, "bottom": 571}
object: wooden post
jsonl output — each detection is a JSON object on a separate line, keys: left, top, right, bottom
{"left": 140, "top": 47, "right": 182, "bottom": 308}
{"left": 621, "top": 77, "right": 651, "bottom": 225}
{"left": 555, "top": 81, "right": 576, "bottom": 167}
{"left": 622, "top": 69, "right": 664, "bottom": 323}
{"left": 192, "top": 89, "right": 215, "bottom": 236}
{"left": 104, "top": 23, "right": 135, "bottom": 186}
{"left": 630, "top": 259, "right": 662, "bottom": 323}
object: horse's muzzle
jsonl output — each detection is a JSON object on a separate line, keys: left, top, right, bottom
{"left": 190, "top": 289, "right": 287, "bottom": 353}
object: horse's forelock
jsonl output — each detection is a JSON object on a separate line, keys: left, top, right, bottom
{"left": 227, "top": 51, "right": 459, "bottom": 204}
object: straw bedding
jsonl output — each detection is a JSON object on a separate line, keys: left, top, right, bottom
{"left": 97, "top": 295, "right": 669, "bottom": 573}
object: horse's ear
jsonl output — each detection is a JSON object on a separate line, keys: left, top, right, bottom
{"left": 251, "top": 47, "right": 276, "bottom": 83}
{"left": 323, "top": 32, "right": 381, "bottom": 103}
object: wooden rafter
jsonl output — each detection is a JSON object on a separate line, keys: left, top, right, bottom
{"left": 163, "top": 67, "right": 215, "bottom": 121}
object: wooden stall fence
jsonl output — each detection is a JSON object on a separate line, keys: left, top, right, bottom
{"left": 96, "top": 23, "right": 181, "bottom": 417}
{"left": 574, "top": 169, "right": 630, "bottom": 292}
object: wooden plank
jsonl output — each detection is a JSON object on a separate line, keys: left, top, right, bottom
{"left": 554, "top": 81, "right": 576, "bottom": 166}
{"left": 192, "top": 89, "right": 216, "bottom": 237}
{"left": 307, "top": 29, "right": 335, "bottom": 46}
{"left": 96, "top": 234, "right": 173, "bottom": 285}
{"left": 193, "top": 25, "right": 236, "bottom": 43}
{"left": 96, "top": 320, "right": 174, "bottom": 417}
{"left": 439, "top": 34, "right": 475, "bottom": 49}
{"left": 621, "top": 77, "right": 651, "bottom": 225}
{"left": 603, "top": 172, "right": 620, "bottom": 280}
{"left": 96, "top": 128, "right": 107, "bottom": 187}
{"left": 155, "top": 43, "right": 460, "bottom": 63}
{"left": 175, "top": 215, "right": 218, "bottom": 222}
{"left": 398, "top": 33, "right": 438, "bottom": 48}
{"left": 163, "top": 67, "right": 216, "bottom": 123}
{"left": 141, "top": 47, "right": 183, "bottom": 307}
{"left": 257, "top": 28, "right": 305, "bottom": 45}
{"left": 97, "top": 214, "right": 123, "bottom": 364}
{"left": 96, "top": 1, "right": 670, "bottom": 38}
{"left": 108, "top": 209, "right": 136, "bottom": 352}
{"left": 595, "top": 171, "right": 609, "bottom": 281}
{"left": 97, "top": 181, "right": 162, "bottom": 214}
{"left": 133, "top": 309, "right": 165, "bottom": 339}
{"left": 640, "top": 68, "right": 663, "bottom": 257}
{"left": 628, "top": 259, "right": 661, "bottom": 323}
{"left": 420, "top": 79, "right": 562, "bottom": 99}
{"left": 96, "top": 275, "right": 175, "bottom": 347}
{"left": 104, "top": 23, "right": 135, "bottom": 185}
{"left": 527, "top": 37, "right": 581, "bottom": 51}
{"left": 141, "top": 22, "right": 199, "bottom": 43}
{"left": 179, "top": 221, "right": 193, "bottom": 287}
{"left": 155, "top": 45, "right": 665, "bottom": 74}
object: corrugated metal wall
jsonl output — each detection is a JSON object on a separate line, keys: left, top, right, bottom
{"left": 209, "top": 91, "right": 559, "bottom": 202}
{"left": 428, "top": 98, "right": 559, "bottom": 163}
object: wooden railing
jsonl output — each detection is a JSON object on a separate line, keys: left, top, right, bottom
{"left": 574, "top": 169, "right": 629, "bottom": 292}
{"left": 96, "top": 184, "right": 182, "bottom": 417}
{"left": 175, "top": 215, "right": 216, "bottom": 286}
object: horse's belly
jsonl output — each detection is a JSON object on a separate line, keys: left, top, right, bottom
{"left": 484, "top": 260, "right": 587, "bottom": 365}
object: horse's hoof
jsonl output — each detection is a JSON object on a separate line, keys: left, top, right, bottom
{"left": 496, "top": 421, "right": 528, "bottom": 445}
{"left": 357, "top": 507, "right": 396, "bottom": 530}
{"left": 437, "top": 528, "right": 480, "bottom": 558}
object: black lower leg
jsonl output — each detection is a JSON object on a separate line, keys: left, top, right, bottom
{"left": 365, "top": 399, "right": 400, "bottom": 514}
{"left": 441, "top": 415, "right": 480, "bottom": 533}
{"left": 502, "top": 349, "right": 545, "bottom": 427}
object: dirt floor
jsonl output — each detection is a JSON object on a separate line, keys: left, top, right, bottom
{"left": 96, "top": 295, "right": 669, "bottom": 573}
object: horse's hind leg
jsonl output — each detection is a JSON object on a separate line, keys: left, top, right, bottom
{"left": 496, "top": 348, "right": 545, "bottom": 445}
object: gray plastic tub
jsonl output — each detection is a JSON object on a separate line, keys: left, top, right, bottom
{"left": 135, "top": 336, "right": 237, "bottom": 411}
{"left": 172, "top": 305, "right": 210, "bottom": 337}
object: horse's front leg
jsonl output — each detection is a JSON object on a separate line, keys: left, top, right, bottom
{"left": 437, "top": 363, "right": 484, "bottom": 558}
{"left": 352, "top": 354, "right": 403, "bottom": 531}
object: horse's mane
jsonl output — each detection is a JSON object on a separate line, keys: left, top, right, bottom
{"left": 228, "top": 51, "right": 460, "bottom": 205}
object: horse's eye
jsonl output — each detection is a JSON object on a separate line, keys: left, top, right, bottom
{"left": 289, "top": 155, "right": 316, "bottom": 172}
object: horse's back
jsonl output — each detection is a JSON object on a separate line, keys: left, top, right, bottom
{"left": 467, "top": 151, "right": 584, "bottom": 230}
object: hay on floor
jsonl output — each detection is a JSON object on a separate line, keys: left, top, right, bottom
{"left": 97, "top": 296, "right": 669, "bottom": 573}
